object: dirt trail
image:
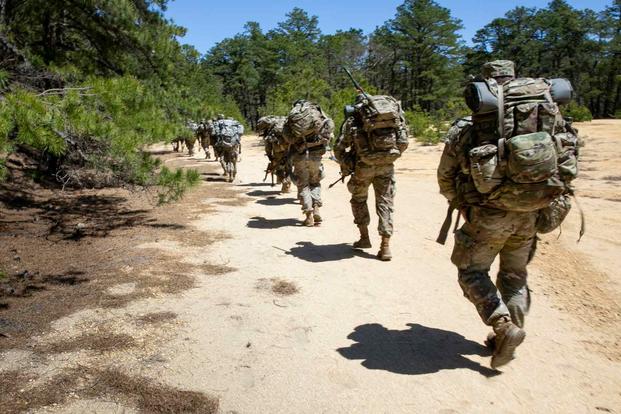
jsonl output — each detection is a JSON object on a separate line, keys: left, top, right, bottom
{"left": 2, "top": 121, "right": 621, "bottom": 413}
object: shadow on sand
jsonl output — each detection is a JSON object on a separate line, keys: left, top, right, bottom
{"left": 256, "top": 197, "right": 297, "bottom": 206}
{"left": 247, "top": 216, "right": 300, "bottom": 229}
{"left": 337, "top": 323, "right": 498, "bottom": 377}
{"left": 285, "top": 241, "right": 377, "bottom": 262}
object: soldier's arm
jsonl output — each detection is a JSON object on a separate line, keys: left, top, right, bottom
{"left": 333, "top": 118, "right": 354, "bottom": 164}
{"left": 319, "top": 118, "right": 335, "bottom": 144}
{"left": 397, "top": 120, "right": 410, "bottom": 154}
{"left": 437, "top": 143, "right": 460, "bottom": 202}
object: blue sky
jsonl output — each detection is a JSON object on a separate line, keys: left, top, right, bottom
{"left": 164, "top": 0, "right": 613, "bottom": 54}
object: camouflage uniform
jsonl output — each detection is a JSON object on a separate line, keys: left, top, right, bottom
{"left": 436, "top": 59, "right": 584, "bottom": 368}
{"left": 284, "top": 111, "right": 334, "bottom": 216}
{"left": 334, "top": 117, "right": 408, "bottom": 237}
{"left": 212, "top": 117, "right": 244, "bottom": 182}
{"left": 197, "top": 121, "right": 213, "bottom": 159}
{"left": 438, "top": 61, "right": 533, "bottom": 329}
{"left": 258, "top": 116, "right": 292, "bottom": 192}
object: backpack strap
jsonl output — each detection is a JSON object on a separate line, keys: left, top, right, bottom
{"left": 436, "top": 197, "right": 462, "bottom": 245}
{"left": 497, "top": 81, "right": 505, "bottom": 139}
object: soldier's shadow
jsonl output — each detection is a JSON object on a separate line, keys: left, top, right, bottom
{"left": 337, "top": 323, "right": 498, "bottom": 377}
{"left": 286, "top": 241, "right": 376, "bottom": 262}
{"left": 256, "top": 197, "right": 296, "bottom": 206}
{"left": 248, "top": 216, "right": 300, "bottom": 229}
{"left": 246, "top": 190, "right": 282, "bottom": 197}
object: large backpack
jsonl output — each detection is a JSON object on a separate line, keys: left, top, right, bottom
{"left": 351, "top": 95, "right": 407, "bottom": 165}
{"left": 215, "top": 119, "right": 242, "bottom": 147}
{"left": 463, "top": 77, "right": 579, "bottom": 212}
{"left": 285, "top": 101, "right": 325, "bottom": 142}
{"left": 358, "top": 95, "right": 402, "bottom": 133}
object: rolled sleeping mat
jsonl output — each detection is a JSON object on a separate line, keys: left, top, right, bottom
{"left": 549, "top": 78, "right": 574, "bottom": 105}
{"left": 465, "top": 81, "right": 498, "bottom": 115}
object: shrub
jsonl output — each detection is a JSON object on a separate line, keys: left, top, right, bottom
{"left": 564, "top": 102, "right": 593, "bottom": 122}
{"left": 0, "top": 77, "right": 200, "bottom": 201}
{"left": 404, "top": 108, "right": 446, "bottom": 145}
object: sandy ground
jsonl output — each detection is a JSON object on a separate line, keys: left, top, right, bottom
{"left": 2, "top": 120, "right": 621, "bottom": 413}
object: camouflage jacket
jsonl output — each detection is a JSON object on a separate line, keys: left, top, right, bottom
{"left": 436, "top": 117, "right": 473, "bottom": 202}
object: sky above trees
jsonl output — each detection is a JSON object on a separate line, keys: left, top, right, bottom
{"left": 165, "top": 0, "right": 612, "bottom": 52}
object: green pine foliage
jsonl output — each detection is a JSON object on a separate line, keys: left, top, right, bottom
{"left": 0, "top": 0, "right": 244, "bottom": 200}
{"left": 564, "top": 102, "right": 594, "bottom": 122}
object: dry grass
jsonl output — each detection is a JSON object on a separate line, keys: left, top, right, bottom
{"left": 256, "top": 278, "right": 300, "bottom": 297}
{"left": 136, "top": 311, "right": 178, "bottom": 325}
{"left": 0, "top": 367, "right": 219, "bottom": 414}
{"left": 38, "top": 332, "right": 136, "bottom": 354}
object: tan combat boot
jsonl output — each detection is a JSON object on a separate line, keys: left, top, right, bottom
{"left": 313, "top": 205, "right": 322, "bottom": 224}
{"left": 303, "top": 211, "right": 314, "bottom": 227}
{"left": 490, "top": 316, "right": 526, "bottom": 369}
{"left": 353, "top": 226, "right": 372, "bottom": 249}
{"left": 281, "top": 181, "right": 291, "bottom": 194}
{"left": 377, "top": 236, "right": 392, "bottom": 261}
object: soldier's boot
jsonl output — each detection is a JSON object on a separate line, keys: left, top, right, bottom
{"left": 490, "top": 316, "right": 526, "bottom": 369}
{"left": 303, "top": 211, "right": 314, "bottom": 227}
{"left": 353, "top": 226, "right": 372, "bottom": 249}
{"left": 281, "top": 181, "right": 291, "bottom": 194}
{"left": 484, "top": 332, "right": 496, "bottom": 351}
{"left": 313, "top": 205, "right": 322, "bottom": 224}
{"left": 377, "top": 236, "right": 392, "bottom": 261}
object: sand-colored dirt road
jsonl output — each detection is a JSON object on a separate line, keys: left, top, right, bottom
{"left": 138, "top": 121, "right": 621, "bottom": 413}
{"left": 2, "top": 121, "right": 620, "bottom": 413}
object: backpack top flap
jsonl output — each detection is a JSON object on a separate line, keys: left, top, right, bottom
{"left": 218, "top": 119, "right": 241, "bottom": 140}
{"left": 503, "top": 78, "right": 553, "bottom": 107}
{"left": 287, "top": 101, "right": 324, "bottom": 140}
{"left": 359, "top": 95, "right": 401, "bottom": 131}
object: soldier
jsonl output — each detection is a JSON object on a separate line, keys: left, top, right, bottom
{"left": 257, "top": 115, "right": 292, "bottom": 193}
{"left": 437, "top": 60, "right": 579, "bottom": 369}
{"left": 212, "top": 114, "right": 244, "bottom": 182}
{"left": 197, "top": 119, "right": 213, "bottom": 159}
{"left": 184, "top": 120, "right": 198, "bottom": 156}
{"left": 283, "top": 100, "right": 334, "bottom": 226}
{"left": 333, "top": 93, "right": 409, "bottom": 261}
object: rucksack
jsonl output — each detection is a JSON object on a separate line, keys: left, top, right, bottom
{"left": 215, "top": 119, "right": 242, "bottom": 147}
{"left": 463, "top": 77, "right": 579, "bottom": 212}
{"left": 349, "top": 94, "right": 407, "bottom": 165}
{"left": 285, "top": 101, "right": 325, "bottom": 142}
{"left": 358, "top": 95, "right": 402, "bottom": 133}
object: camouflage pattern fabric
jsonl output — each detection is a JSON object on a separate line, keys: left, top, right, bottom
{"left": 291, "top": 154, "right": 323, "bottom": 212}
{"left": 219, "top": 144, "right": 239, "bottom": 182}
{"left": 184, "top": 136, "right": 196, "bottom": 156}
{"left": 451, "top": 206, "right": 536, "bottom": 328}
{"left": 334, "top": 116, "right": 407, "bottom": 237}
{"left": 347, "top": 163, "right": 396, "bottom": 237}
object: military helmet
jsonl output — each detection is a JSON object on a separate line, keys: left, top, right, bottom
{"left": 482, "top": 60, "right": 515, "bottom": 79}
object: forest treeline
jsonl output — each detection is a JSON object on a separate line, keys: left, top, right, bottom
{"left": 0, "top": 0, "right": 619, "bottom": 190}
{"left": 206, "top": 0, "right": 619, "bottom": 130}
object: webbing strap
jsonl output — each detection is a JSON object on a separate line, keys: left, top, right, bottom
{"left": 573, "top": 194, "right": 586, "bottom": 242}
{"left": 436, "top": 198, "right": 461, "bottom": 245}
{"left": 497, "top": 81, "right": 505, "bottom": 139}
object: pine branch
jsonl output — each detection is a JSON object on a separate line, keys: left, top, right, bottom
{"left": 37, "top": 87, "right": 94, "bottom": 97}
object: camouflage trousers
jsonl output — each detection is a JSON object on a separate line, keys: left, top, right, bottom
{"left": 292, "top": 155, "right": 323, "bottom": 212}
{"left": 451, "top": 206, "right": 537, "bottom": 328}
{"left": 185, "top": 137, "right": 196, "bottom": 156}
{"left": 199, "top": 136, "right": 211, "bottom": 156}
{"left": 347, "top": 163, "right": 395, "bottom": 237}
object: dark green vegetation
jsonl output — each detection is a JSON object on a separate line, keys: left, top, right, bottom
{"left": 205, "top": 0, "right": 619, "bottom": 142}
{"left": 0, "top": 0, "right": 618, "bottom": 183}
{"left": 0, "top": 0, "right": 238, "bottom": 194}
